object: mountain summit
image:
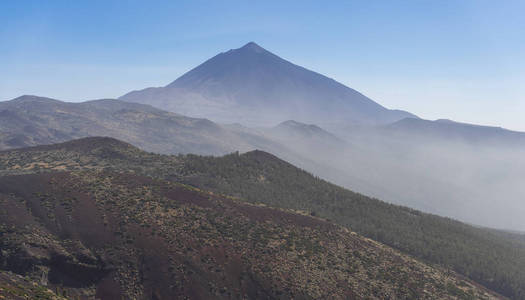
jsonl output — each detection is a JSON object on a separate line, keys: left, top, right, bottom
{"left": 237, "top": 41, "right": 267, "bottom": 53}
{"left": 120, "top": 42, "right": 416, "bottom": 126}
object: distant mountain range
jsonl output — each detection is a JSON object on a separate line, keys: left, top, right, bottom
{"left": 272, "top": 120, "right": 344, "bottom": 142}
{"left": 0, "top": 95, "right": 288, "bottom": 155}
{"left": 120, "top": 42, "right": 416, "bottom": 127}
{"left": 381, "top": 117, "right": 525, "bottom": 146}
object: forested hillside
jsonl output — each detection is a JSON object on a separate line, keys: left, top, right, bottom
{"left": 1, "top": 137, "right": 523, "bottom": 298}
{"left": 177, "top": 151, "right": 525, "bottom": 299}
{"left": 0, "top": 140, "right": 497, "bottom": 299}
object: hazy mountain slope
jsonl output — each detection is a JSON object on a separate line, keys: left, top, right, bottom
{"left": 320, "top": 117, "right": 525, "bottom": 230}
{"left": 120, "top": 42, "right": 415, "bottom": 126}
{"left": 0, "top": 150, "right": 497, "bottom": 299}
{"left": 258, "top": 120, "right": 353, "bottom": 173}
{"left": 3, "top": 95, "right": 525, "bottom": 230}
{"left": 381, "top": 117, "right": 525, "bottom": 146}
{"left": 254, "top": 116, "right": 525, "bottom": 231}
{"left": 0, "top": 95, "right": 286, "bottom": 155}
{"left": 1, "top": 137, "right": 522, "bottom": 299}
{"left": 267, "top": 120, "right": 345, "bottom": 146}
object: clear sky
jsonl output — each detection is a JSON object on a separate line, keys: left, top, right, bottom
{"left": 1, "top": 0, "right": 524, "bottom": 131}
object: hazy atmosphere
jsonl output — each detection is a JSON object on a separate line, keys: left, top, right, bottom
{"left": 2, "top": 1, "right": 525, "bottom": 131}
{"left": 1, "top": 1, "right": 525, "bottom": 299}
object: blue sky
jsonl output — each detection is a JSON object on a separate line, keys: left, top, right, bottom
{"left": 1, "top": 0, "right": 524, "bottom": 130}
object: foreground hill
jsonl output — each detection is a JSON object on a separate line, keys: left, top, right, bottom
{"left": 0, "top": 270, "right": 67, "bottom": 299}
{"left": 0, "top": 172, "right": 495, "bottom": 298}
{"left": 1, "top": 137, "right": 523, "bottom": 299}
{"left": 120, "top": 42, "right": 414, "bottom": 126}
{"left": 178, "top": 151, "right": 525, "bottom": 299}
{"left": 0, "top": 95, "right": 285, "bottom": 155}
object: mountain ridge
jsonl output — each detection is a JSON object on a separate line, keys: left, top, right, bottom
{"left": 383, "top": 117, "right": 525, "bottom": 145}
{"left": 0, "top": 95, "right": 288, "bottom": 155}
{"left": 1, "top": 136, "right": 522, "bottom": 298}
{"left": 120, "top": 42, "right": 417, "bottom": 126}
{"left": 0, "top": 137, "right": 510, "bottom": 299}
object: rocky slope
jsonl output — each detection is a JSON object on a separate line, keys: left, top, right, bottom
{"left": 0, "top": 270, "right": 67, "bottom": 299}
{"left": 0, "top": 95, "right": 285, "bottom": 155}
{"left": 0, "top": 138, "right": 502, "bottom": 299}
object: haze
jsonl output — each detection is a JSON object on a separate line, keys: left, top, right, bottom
{"left": 1, "top": 1, "right": 525, "bottom": 131}
{"left": 3, "top": 2, "right": 525, "bottom": 298}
